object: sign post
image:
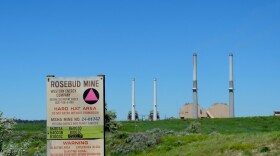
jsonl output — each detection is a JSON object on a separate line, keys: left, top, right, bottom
{"left": 46, "top": 75, "right": 105, "bottom": 156}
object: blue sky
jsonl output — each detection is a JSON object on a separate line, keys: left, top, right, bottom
{"left": 0, "top": 1, "right": 280, "bottom": 120}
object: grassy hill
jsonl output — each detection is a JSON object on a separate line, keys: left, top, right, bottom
{"left": 107, "top": 116, "right": 280, "bottom": 156}
{"left": 119, "top": 116, "right": 280, "bottom": 134}
{"left": 13, "top": 116, "right": 280, "bottom": 155}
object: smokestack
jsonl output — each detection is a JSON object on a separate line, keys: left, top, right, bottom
{"left": 193, "top": 53, "right": 198, "bottom": 119}
{"left": 153, "top": 78, "right": 157, "bottom": 121}
{"left": 229, "top": 53, "right": 234, "bottom": 117}
{"left": 132, "top": 78, "right": 135, "bottom": 121}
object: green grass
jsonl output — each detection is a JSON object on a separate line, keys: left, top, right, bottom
{"left": 144, "top": 131, "right": 280, "bottom": 156}
{"left": 15, "top": 116, "right": 280, "bottom": 134}
{"left": 107, "top": 116, "right": 280, "bottom": 156}
{"left": 13, "top": 116, "right": 280, "bottom": 155}
{"left": 14, "top": 122, "right": 46, "bottom": 132}
{"left": 120, "top": 116, "right": 280, "bottom": 134}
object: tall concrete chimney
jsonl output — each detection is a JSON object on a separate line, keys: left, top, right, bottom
{"left": 229, "top": 53, "right": 234, "bottom": 117}
{"left": 153, "top": 78, "right": 157, "bottom": 121}
{"left": 132, "top": 78, "right": 136, "bottom": 120}
{"left": 193, "top": 53, "right": 198, "bottom": 119}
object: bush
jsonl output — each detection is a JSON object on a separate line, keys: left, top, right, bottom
{"left": 31, "top": 132, "right": 46, "bottom": 140}
{"left": 260, "top": 146, "right": 270, "bottom": 153}
{"left": 187, "top": 121, "right": 201, "bottom": 134}
{"left": 0, "top": 112, "right": 16, "bottom": 152}
{"left": 147, "top": 128, "right": 175, "bottom": 138}
{"left": 125, "top": 132, "right": 151, "bottom": 145}
{"left": 109, "top": 128, "right": 173, "bottom": 155}
{"left": 105, "top": 107, "right": 121, "bottom": 132}
{"left": 34, "top": 146, "right": 47, "bottom": 156}
{"left": 34, "top": 151, "right": 47, "bottom": 156}
{"left": 174, "top": 140, "right": 184, "bottom": 146}
{"left": 10, "top": 135, "right": 22, "bottom": 142}
{"left": 113, "top": 132, "right": 128, "bottom": 139}
{"left": 229, "top": 144, "right": 254, "bottom": 150}
{"left": 148, "top": 110, "right": 160, "bottom": 121}
{"left": 1, "top": 142, "right": 28, "bottom": 156}
{"left": 1, "top": 143, "right": 19, "bottom": 156}
{"left": 209, "top": 131, "right": 220, "bottom": 136}
{"left": 127, "top": 111, "right": 139, "bottom": 121}
{"left": 111, "top": 132, "right": 151, "bottom": 155}
{"left": 106, "top": 121, "right": 122, "bottom": 133}
{"left": 176, "top": 131, "right": 190, "bottom": 136}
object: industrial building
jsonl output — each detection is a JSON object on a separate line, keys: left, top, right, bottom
{"left": 273, "top": 111, "right": 280, "bottom": 116}
{"left": 179, "top": 103, "right": 230, "bottom": 119}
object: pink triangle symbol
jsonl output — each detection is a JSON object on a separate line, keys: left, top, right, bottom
{"left": 85, "top": 89, "right": 98, "bottom": 101}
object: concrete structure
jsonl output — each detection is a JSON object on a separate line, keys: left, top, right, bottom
{"left": 153, "top": 79, "right": 157, "bottom": 121}
{"left": 207, "top": 103, "right": 230, "bottom": 118}
{"left": 131, "top": 79, "right": 136, "bottom": 121}
{"left": 179, "top": 103, "right": 206, "bottom": 119}
{"left": 179, "top": 103, "right": 230, "bottom": 119}
{"left": 273, "top": 111, "right": 280, "bottom": 116}
{"left": 229, "top": 53, "right": 234, "bottom": 117}
{"left": 192, "top": 53, "right": 198, "bottom": 119}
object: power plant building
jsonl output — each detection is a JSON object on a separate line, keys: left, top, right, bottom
{"left": 179, "top": 103, "right": 230, "bottom": 119}
{"left": 179, "top": 103, "right": 205, "bottom": 118}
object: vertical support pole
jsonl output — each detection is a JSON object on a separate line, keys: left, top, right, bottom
{"left": 193, "top": 53, "right": 198, "bottom": 119}
{"left": 132, "top": 78, "right": 135, "bottom": 121}
{"left": 46, "top": 75, "right": 55, "bottom": 156}
{"left": 229, "top": 53, "right": 234, "bottom": 117}
{"left": 153, "top": 78, "right": 157, "bottom": 121}
{"left": 97, "top": 74, "right": 105, "bottom": 156}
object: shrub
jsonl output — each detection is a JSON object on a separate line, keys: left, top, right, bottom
{"left": 1, "top": 143, "right": 19, "bottom": 156}
{"left": 113, "top": 132, "right": 128, "bottom": 139}
{"left": 1, "top": 142, "right": 28, "bottom": 156}
{"left": 260, "top": 146, "right": 270, "bottom": 153}
{"left": 110, "top": 129, "right": 171, "bottom": 155}
{"left": 125, "top": 132, "right": 152, "bottom": 146}
{"left": 147, "top": 128, "right": 175, "bottom": 137}
{"left": 0, "top": 112, "right": 16, "bottom": 152}
{"left": 187, "top": 121, "right": 201, "bottom": 134}
{"left": 37, "top": 145, "right": 47, "bottom": 156}
{"left": 209, "top": 131, "right": 221, "bottom": 136}
{"left": 31, "top": 132, "right": 46, "bottom": 141}
{"left": 34, "top": 150, "right": 47, "bottom": 156}
{"left": 10, "top": 135, "right": 22, "bottom": 142}
{"left": 174, "top": 140, "right": 184, "bottom": 146}
{"left": 105, "top": 106, "right": 122, "bottom": 132}
{"left": 229, "top": 144, "right": 254, "bottom": 150}
{"left": 176, "top": 131, "right": 190, "bottom": 136}
{"left": 148, "top": 110, "right": 160, "bottom": 121}
{"left": 127, "top": 111, "right": 139, "bottom": 121}
{"left": 106, "top": 120, "right": 122, "bottom": 133}
{"left": 34, "top": 151, "right": 47, "bottom": 156}
{"left": 111, "top": 132, "right": 150, "bottom": 154}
